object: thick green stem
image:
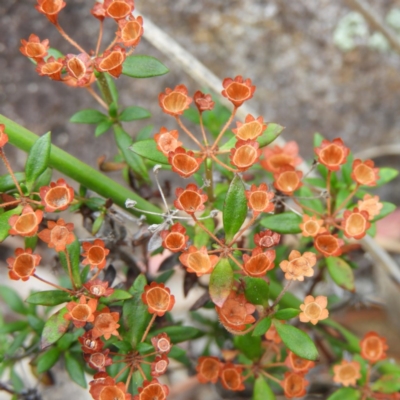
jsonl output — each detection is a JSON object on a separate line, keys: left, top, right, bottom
{"left": 96, "top": 72, "right": 114, "bottom": 106}
{"left": 0, "top": 114, "right": 163, "bottom": 224}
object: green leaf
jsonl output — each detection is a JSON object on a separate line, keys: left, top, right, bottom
{"left": 114, "top": 125, "right": 150, "bottom": 182}
{"left": 342, "top": 152, "right": 354, "bottom": 186}
{"left": 0, "top": 172, "right": 25, "bottom": 192}
{"left": 137, "top": 125, "right": 154, "bottom": 141}
{"left": 327, "top": 387, "right": 360, "bottom": 400}
{"left": 154, "top": 269, "right": 175, "bottom": 284}
{"left": 70, "top": 109, "right": 108, "bottom": 124}
{"left": 10, "top": 369, "right": 24, "bottom": 393}
{"left": 253, "top": 376, "right": 276, "bottom": 400}
{"left": 103, "top": 72, "right": 119, "bottom": 104}
{"left": 27, "top": 314, "right": 45, "bottom": 334}
{"left": 120, "top": 106, "right": 151, "bottom": 122}
{"left": 223, "top": 174, "right": 248, "bottom": 242}
{"left": 108, "top": 101, "right": 118, "bottom": 118}
{"left": 122, "top": 55, "right": 169, "bottom": 78}
{"left": 243, "top": 277, "right": 269, "bottom": 308}
{"left": 0, "top": 285, "right": 28, "bottom": 314}
{"left": 313, "top": 132, "right": 325, "bottom": 148}
{"left": 65, "top": 351, "right": 87, "bottom": 388}
{"left": 252, "top": 317, "right": 272, "bottom": 337}
{"left": 0, "top": 320, "right": 28, "bottom": 334}
{"left": 41, "top": 307, "right": 70, "bottom": 349}
{"left": 274, "top": 308, "right": 300, "bottom": 320}
{"left": 371, "top": 374, "right": 400, "bottom": 394}
{"left": 33, "top": 167, "right": 53, "bottom": 192}
{"left": 273, "top": 320, "right": 318, "bottom": 360}
{"left": 0, "top": 206, "right": 23, "bottom": 242}
{"left": 372, "top": 202, "right": 396, "bottom": 222}
{"left": 58, "top": 236, "right": 82, "bottom": 288}
{"left": 95, "top": 120, "right": 113, "bottom": 137}
{"left": 169, "top": 345, "right": 191, "bottom": 368}
{"left": 260, "top": 212, "right": 302, "bottom": 234}
{"left": 209, "top": 258, "right": 234, "bottom": 307}
{"left": 37, "top": 347, "right": 61, "bottom": 373}
{"left": 326, "top": 256, "right": 355, "bottom": 292}
{"left": 100, "top": 289, "right": 132, "bottom": 304}
{"left": 129, "top": 139, "right": 169, "bottom": 165}
{"left": 234, "top": 332, "right": 262, "bottom": 361}
{"left": 6, "top": 329, "right": 29, "bottom": 357}
{"left": 295, "top": 186, "right": 324, "bottom": 215}
{"left": 25, "top": 131, "right": 51, "bottom": 192}
{"left": 136, "top": 342, "right": 154, "bottom": 355}
{"left": 150, "top": 326, "right": 204, "bottom": 343}
{"left": 376, "top": 167, "right": 398, "bottom": 187}
{"left": 194, "top": 211, "right": 214, "bottom": 248}
{"left": 26, "top": 290, "right": 70, "bottom": 306}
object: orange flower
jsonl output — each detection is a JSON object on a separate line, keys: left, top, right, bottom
{"left": 151, "top": 333, "right": 171, "bottom": 354}
{"left": 154, "top": 127, "right": 182, "bottom": 156}
{"left": 142, "top": 282, "right": 175, "bottom": 317}
{"left": 279, "top": 250, "right": 316, "bottom": 281}
{"left": 254, "top": 230, "right": 281, "bottom": 248}
{"left": 265, "top": 323, "right": 282, "bottom": 344}
{"left": 261, "top": 141, "right": 302, "bottom": 173}
{"left": 6, "top": 248, "right": 41, "bottom": 281}
{"left": 78, "top": 331, "right": 104, "bottom": 354}
{"left": 351, "top": 159, "right": 379, "bottom": 186}
{"left": 216, "top": 291, "right": 256, "bottom": 332}
{"left": 314, "top": 232, "right": 343, "bottom": 257}
{"left": 84, "top": 349, "right": 112, "bottom": 371}
{"left": 159, "top": 84, "right": 192, "bottom": 116}
{"left": 219, "top": 363, "right": 245, "bottom": 391}
{"left": 95, "top": 46, "right": 126, "bottom": 78}
{"left": 91, "top": 3, "right": 106, "bottom": 20}
{"left": 299, "top": 214, "right": 325, "bottom": 238}
{"left": 0, "top": 124, "right": 8, "bottom": 147}
{"left": 315, "top": 138, "right": 350, "bottom": 171}
{"left": 81, "top": 239, "right": 110, "bottom": 270}
{"left": 9, "top": 205, "right": 43, "bottom": 237}
{"left": 221, "top": 76, "right": 256, "bottom": 107}
{"left": 245, "top": 183, "right": 274, "bottom": 215}
{"left": 36, "top": 56, "right": 64, "bottom": 81}
{"left": 168, "top": 147, "right": 202, "bottom": 178}
{"left": 40, "top": 178, "right": 74, "bottom": 212}
{"left": 151, "top": 355, "right": 169, "bottom": 377}
{"left": 117, "top": 15, "right": 144, "bottom": 47}
{"left": 64, "top": 53, "right": 94, "bottom": 87}
{"left": 104, "top": 0, "right": 134, "bottom": 20}
{"left": 299, "top": 295, "right": 329, "bottom": 325}
{"left": 90, "top": 372, "right": 131, "bottom": 400}
{"left": 35, "top": 0, "right": 66, "bottom": 24}
{"left": 360, "top": 332, "right": 388, "bottom": 363}
{"left": 133, "top": 380, "right": 169, "bottom": 400}
{"left": 174, "top": 183, "right": 208, "bottom": 214}
{"left": 281, "top": 372, "right": 308, "bottom": 399}
{"left": 230, "top": 140, "right": 261, "bottom": 171}
{"left": 196, "top": 356, "right": 222, "bottom": 384}
{"left": 64, "top": 295, "right": 98, "bottom": 328}
{"left": 242, "top": 247, "right": 276, "bottom": 277}
{"left": 160, "top": 223, "right": 189, "bottom": 253}
{"left": 84, "top": 280, "right": 114, "bottom": 297}
{"left": 285, "top": 351, "right": 315, "bottom": 373}
{"left": 179, "top": 246, "right": 219, "bottom": 276}
{"left": 333, "top": 360, "right": 361, "bottom": 387}
{"left": 38, "top": 218, "right": 75, "bottom": 252}
{"left": 233, "top": 114, "right": 267, "bottom": 141}
{"left": 342, "top": 208, "right": 371, "bottom": 239}
{"left": 92, "top": 307, "right": 121, "bottom": 340}
{"left": 357, "top": 194, "right": 383, "bottom": 221}
{"left": 273, "top": 166, "right": 303, "bottom": 195}
{"left": 193, "top": 90, "right": 215, "bottom": 112}
{"left": 20, "top": 34, "right": 49, "bottom": 61}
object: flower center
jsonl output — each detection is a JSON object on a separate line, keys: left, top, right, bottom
{"left": 346, "top": 214, "right": 365, "bottom": 236}
{"left": 14, "top": 254, "right": 35, "bottom": 277}
{"left": 99, "top": 385, "right": 125, "bottom": 400}
{"left": 27, "top": 43, "right": 46, "bottom": 58}
{"left": 172, "top": 154, "right": 198, "bottom": 175}
{"left": 67, "top": 58, "right": 86, "bottom": 80}
{"left": 71, "top": 304, "right": 91, "bottom": 321}
{"left": 179, "top": 191, "right": 202, "bottom": 211}
{"left": 222, "top": 369, "right": 241, "bottom": 390}
{"left": 164, "top": 93, "right": 187, "bottom": 113}
{"left": 15, "top": 213, "right": 36, "bottom": 234}
{"left": 146, "top": 288, "right": 170, "bottom": 312}
{"left": 88, "top": 246, "right": 105, "bottom": 264}
{"left": 233, "top": 145, "right": 257, "bottom": 168}
{"left": 355, "top": 164, "right": 374, "bottom": 185}
{"left": 320, "top": 145, "right": 343, "bottom": 165}
{"left": 237, "top": 121, "right": 262, "bottom": 140}
{"left": 107, "top": 2, "right": 131, "bottom": 19}
{"left": 100, "top": 52, "right": 124, "bottom": 70}
{"left": 46, "top": 187, "right": 69, "bottom": 207}
{"left": 42, "top": 0, "right": 62, "bottom": 14}
{"left": 340, "top": 365, "right": 356, "bottom": 380}
{"left": 226, "top": 82, "right": 250, "bottom": 101}
{"left": 122, "top": 21, "right": 141, "bottom": 41}
{"left": 250, "top": 191, "right": 268, "bottom": 211}
{"left": 305, "top": 302, "right": 322, "bottom": 319}
{"left": 277, "top": 171, "right": 299, "bottom": 192}
{"left": 188, "top": 252, "right": 210, "bottom": 272}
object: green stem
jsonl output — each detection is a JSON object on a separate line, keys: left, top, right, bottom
{"left": 96, "top": 72, "right": 114, "bottom": 106}
{"left": 0, "top": 115, "right": 163, "bottom": 224}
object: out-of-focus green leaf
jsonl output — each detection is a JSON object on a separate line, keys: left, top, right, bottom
{"left": 0, "top": 285, "right": 28, "bottom": 314}
{"left": 252, "top": 317, "right": 272, "bottom": 337}
{"left": 260, "top": 212, "right": 302, "bottom": 234}
{"left": 326, "top": 256, "right": 355, "bottom": 292}
{"left": 65, "top": 351, "right": 87, "bottom": 388}
{"left": 70, "top": 109, "right": 108, "bottom": 124}
{"left": 209, "top": 258, "right": 234, "bottom": 307}
{"left": 129, "top": 139, "right": 169, "bottom": 165}
{"left": 274, "top": 308, "right": 300, "bottom": 320}
{"left": 26, "top": 290, "right": 70, "bottom": 306}
{"left": 150, "top": 326, "right": 204, "bottom": 343}
{"left": 375, "top": 167, "right": 398, "bottom": 187}
{"left": 122, "top": 55, "right": 169, "bottom": 78}
{"left": 327, "top": 387, "right": 360, "bottom": 400}
{"left": 58, "top": 236, "right": 82, "bottom": 288}
{"left": 234, "top": 333, "right": 262, "bottom": 361}
{"left": 243, "top": 277, "right": 269, "bottom": 308}
{"left": 37, "top": 347, "right": 61, "bottom": 373}
{"left": 372, "top": 202, "right": 396, "bottom": 222}
{"left": 41, "top": 307, "right": 69, "bottom": 349}
{"left": 120, "top": 106, "right": 151, "bottom": 122}
{"left": 253, "top": 376, "right": 276, "bottom": 400}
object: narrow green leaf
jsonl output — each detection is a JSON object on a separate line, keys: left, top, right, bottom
{"left": 70, "top": 109, "right": 108, "bottom": 124}
{"left": 223, "top": 174, "right": 247, "bottom": 242}
{"left": 274, "top": 308, "right": 300, "bottom": 320}
{"left": 169, "top": 346, "right": 191, "bottom": 368}
{"left": 150, "top": 326, "right": 204, "bottom": 343}
{"left": 273, "top": 320, "right": 318, "bottom": 360}
{"left": 25, "top": 131, "right": 51, "bottom": 192}
{"left": 243, "top": 277, "right": 269, "bottom": 308}
{"left": 58, "top": 236, "right": 82, "bottom": 288}
{"left": 100, "top": 289, "right": 132, "bottom": 304}
{"left": 372, "top": 202, "right": 396, "bottom": 222}
{"left": 32, "top": 167, "right": 53, "bottom": 192}
{"left": 65, "top": 352, "right": 87, "bottom": 388}
{"left": 122, "top": 55, "right": 169, "bottom": 78}
{"left": 41, "top": 307, "right": 70, "bottom": 349}
{"left": 252, "top": 317, "right": 272, "bottom": 336}
{"left": 37, "top": 347, "right": 60, "bottom": 373}
{"left": 0, "top": 285, "right": 28, "bottom": 314}
{"left": 260, "top": 212, "right": 302, "bottom": 234}
{"left": 371, "top": 374, "right": 400, "bottom": 394}
{"left": 6, "top": 329, "right": 29, "bottom": 357}
{"left": 209, "top": 258, "right": 234, "bottom": 307}
{"left": 376, "top": 167, "right": 398, "bottom": 187}
{"left": 10, "top": 369, "right": 24, "bottom": 393}
{"left": 253, "top": 376, "right": 276, "bottom": 400}
{"left": 295, "top": 186, "right": 324, "bottom": 215}
{"left": 327, "top": 387, "right": 360, "bottom": 400}
{"left": 120, "top": 106, "right": 151, "bottom": 122}
{"left": 137, "top": 125, "right": 154, "bottom": 141}
{"left": 95, "top": 120, "right": 113, "bottom": 137}
{"left": 194, "top": 211, "right": 214, "bottom": 248}
{"left": 0, "top": 206, "right": 23, "bottom": 242}
{"left": 326, "top": 256, "right": 355, "bottom": 292}
{"left": 108, "top": 101, "right": 118, "bottom": 118}
{"left": 27, "top": 314, "right": 45, "bottom": 334}
{"left": 342, "top": 152, "right": 354, "bottom": 186}
{"left": 103, "top": 72, "right": 119, "bottom": 104}
{"left": 136, "top": 342, "right": 154, "bottom": 355}
{"left": 0, "top": 172, "right": 25, "bottom": 192}
{"left": 26, "top": 290, "right": 70, "bottom": 306}
{"left": 129, "top": 139, "right": 169, "bottom": 165}
{"left": 313, "top": 132, "right": 325, "bottom": 148}
{"left": 0, "top": 320, "right": 28, "bottom": 334}
{"left": 234, "top": 333, "right": 262, "bottom": 361}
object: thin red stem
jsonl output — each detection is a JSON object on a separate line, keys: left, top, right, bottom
{"left": 333, "top": 184, "right": 360, "bottom": 216}
{"left": 137, "top": 364, "right": 147, "bottom": 380}
{"left": 211, "top": 106, "right": 237, "bottom": 151}
{"left": 55, "top": 22, "right": 86, "bottom": 54}
{"left": 260, "top": 369, "right": 282, "bottom": 385}
{"left": 326, "top": 170, "right": 332, "bottom": 216}
{"left": 33, "top": 274, "right": 73, "bottom": 294}
{"left": 140, "top": 314, "right": 156, "bottom": 343}
{"left": 0, "top": 200, "right": 21, "bottom": 208}
{"left": 0, "top": 149, "right": 23, "bottom": 196}
{"left": 95, "top": 21, "right": 104, "bottom": 56}
{"left": 65, "top": 249, "right": 77, "bottom": 290}
{"left": 228, "top": 214, "right": 257, "bottom": 247}
{"left": 175, "top": 116, "right": 205, "bottom": 150}
{"left": 192, "top": 215, "right": 224, "bottom": 246}
{"left": 199, "top": 113, "right": 209, "bottom": 146}
{"left": 210, "top": 154, "right": 239, "bottom": 173}
{"left": 86, "top": 86, "right": 108, "bottom": 110}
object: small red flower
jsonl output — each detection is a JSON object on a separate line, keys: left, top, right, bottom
{"left": 9, "top": 205, "right": 43, "bottom": 237}
{"left": 281, "top": 372, "right": 308, "bottom": 399}
{"left": 40, "top": 178, "right": 74, "bottom": 212}
{"left": 254, "top": 230, "right": 281, "bottom": 248}
{"left": 20, "top": 34, "right": 49, "bottom": 61}
{"left": 230, "top": 140, "right": 261, "bottom": 171}
{"left": 242, "top": 247, "right": 276, "bottom": 277}
{"left": 133, "top": 379, "right": 169, "bottom": 400}
{"left": 38, "top": 218, "right": 75, "bottom": 252}
{"left": 261, "top": 141, "right": 302, "bottom": 173}
{"left": 357, "top": 194, "right": 383, "bottom": 220}
{"left": 233, "top": 114, "right": 267, "bottom": 141}
{"left": 35, "top": 0, "right": 66, "bottom": 24}
{"left": 174, "top": 183, "right": 208, "bottom": 214}
{"left": 142, "top": 282, "right": 175, "bottom": 317}
{"left": 299, "top": 214, "right": 325, "bottom": 238}
{"left": 117, "top": 16, "right": 144, "bottom": 47}
{"left": 315, "top": 138, "right": 350, "bottom": 171}
{"left": 104, "top": 0, "right": 134, "bottom": 20}
{"left": 285, "top": 351, "right": 315, "bottom": 373}
{"left": 351, "top": 159, "right": 379, "bottom": 186}
{"left": 160, "top": 223, "right": 189, "bottom": 253}
{"left": 314, "top": 232, "right": 344, "bottom": 257}
{"left": 151, "top": 354, "right": 169, "bottom": 377}
{"left": 299, "top": 295, "right": 329, "bottom": 325}
{"left": 245, "top": 183, "right": 274, "bottom": 215}
{"left": 95, "top": 46, "right": 126, "bottom": 78}
{"left": 89, "top": 372, "right": 131, "bottom": 400}
{"left": 0, "top": 124, "right": 8, "bottom": 147}
{"left": 179, "top": 246, "right": 219, "bottom": 276}
{"left": 6, "top": 248, "right": 41, "bottom": 281}
{"left": 360, "top": 332, "right": 388, "bottom": 363}
{"left": 196, "top": 356, "right": 222, "bottom": 384}
{"left": 168, "top": 147, "right": 203, "bottom": 178}
{"left": 84, "top": 280, "right": 114, "bottom": 297}
{"left": 333, "top": 360, "right": 361, "bottom": 387}
{"left": 219, "top": 363, "right": 245, "bottom": 391}
{"left": 36, "top": 56, "right": 64, "bottom": 81}
{"left": 92, "top": 307, "right": 121, "bottom": 340}
{"left": 273, "top": 166, "right": 303, "bottom": 195}
{"left": 342, "top": 208, "right": 371, "bottom": 239}
{"left": 154, "top": 127, "right": 183, "bottom": 156}
{"left": 279, "top": 250, "right": 316, "bottom": 281}
{"left": 78, "top": 331, "right": 104, "bottom": 354}
{"left": 193, "top": 90, "right": 215, "bottom": 112}
{"left": 84, "top": 349, "right": 112, "bottom": 372}
{"left": 151, "top": 333, "right": 171, "bottom": 354}
{"left": 221, "top": 76, "right": 256, "bottom": 107}
{"left": 81, "top": 239, "right": 110, "bottom": 270}
{"left": 64, "top": 295, "right": 98, "bottom": 328}
{"left": 159, "top": 85, "right": 192, "bottom": 116}
{"left": 64, "top": 53, "right": 94, "bottom": 87}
